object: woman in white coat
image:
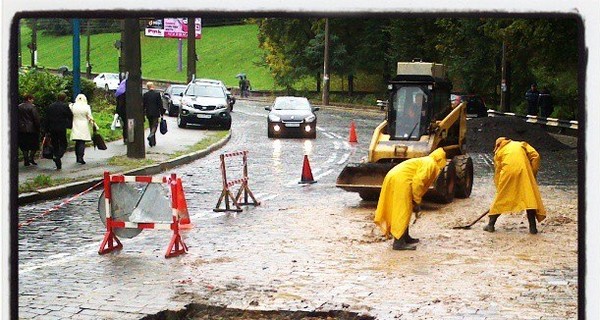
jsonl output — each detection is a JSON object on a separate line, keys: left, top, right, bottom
{"left": 70, "top": 94, "right": 98, "bottom": 164}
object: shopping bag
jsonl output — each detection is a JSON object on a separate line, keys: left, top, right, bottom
{"left": 41, "top": 134, "right": 54, "bottom": 159}
{"left": 160, "top": 117, "right": 168, "bottom": 135}
{"left": 92, "top": 127, "right": 107, "bottom": 150}
{"left": 111, "top": 114, "right": 121, "bottom": 130}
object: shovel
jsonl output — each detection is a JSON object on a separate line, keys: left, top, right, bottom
{"left": 453, "top": 209, "right": 490, "bottom": 229}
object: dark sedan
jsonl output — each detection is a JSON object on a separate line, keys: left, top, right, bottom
{"left": 162, "top": 84, "right": 187, "bottom": 116}
{"left": 265, "top": 96, "right": 319, "bottom": 139}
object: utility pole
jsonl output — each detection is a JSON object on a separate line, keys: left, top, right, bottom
{"left": 30, "top": 19, "right": 37, "bottom": 67}
{"left": 500, "top": 41, "right": 507, "bottom": 112}
{"left": 322, "top": 18, "right": 330, "bottom": 106}
{"left": 86, "top": 19, "right": 92, "bottom": 78}
{"left": 123, "top": 18, "right": 145, "bottom": 158}
{"left": 177, "top": 39, "right": 183, "bottom": 72}
{"left": 186, "top": 17, "right": 196, "bottom": 82}
{"left": 72, "top": 19, "right": 81, "bottom": 100}
{"left": 500, "top": 41, "right": 512, "bottom": 113}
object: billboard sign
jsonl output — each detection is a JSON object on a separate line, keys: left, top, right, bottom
{"left": 145, "top": 18, "right": 202, "bottom": 39}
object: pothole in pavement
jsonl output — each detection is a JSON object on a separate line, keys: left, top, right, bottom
{"left": 141, "top": 304, "right": 375, "bottom": 320}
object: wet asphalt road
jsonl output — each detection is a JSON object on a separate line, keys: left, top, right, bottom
{"left": 18, "top": 100, "right": 578, "bottom": 319}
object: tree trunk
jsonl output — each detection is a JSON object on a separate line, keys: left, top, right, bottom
{"left": 316, "top": 72, "right": 321, "bottom": 93}
{"left": 348, "top": 74, "right": 354, "bottom": 96}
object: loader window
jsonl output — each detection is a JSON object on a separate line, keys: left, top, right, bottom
{"left": 390, "top": 86, "right": 427, "bottom": 140}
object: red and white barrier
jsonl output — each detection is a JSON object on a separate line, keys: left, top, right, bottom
{"left": 98, "top": 171, "right": 188, "bottom": 258}
{"left": 214, "top": 150, "right": 260, "bottom": 212}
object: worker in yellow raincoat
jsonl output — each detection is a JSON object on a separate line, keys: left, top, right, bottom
{"left": 374, "top": 148, "right": 447, "bottom": 250}
{"left": 484, "top": 137, "right": 546, "bottom": 234}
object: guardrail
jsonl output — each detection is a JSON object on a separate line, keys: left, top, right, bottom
{"left": 486, "top": 109, "right": 578, "bottom": 131}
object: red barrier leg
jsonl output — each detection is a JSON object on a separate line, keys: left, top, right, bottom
{"left": 165, "top": 229, "right": 188, "bottom": 258}
{"left": 98, "top": 218, "right": 122, "bottom": 255}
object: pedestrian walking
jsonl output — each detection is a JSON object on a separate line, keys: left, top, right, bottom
{"left": 243, "top": 77, "right": 251, "bottom": 98}
{"left": 483, "top": 137, "right": 546, "bottom": 234}
{"left": 539, "top": 88, "right": 554, "bottom": 118}
{"left": 374, "top": 147, "right": 447, "bottom": 250}
{"left": 17, "top": 94, "right": 41, "bottom": 166}
{"left": 115, "top": 79, "right": 128, "bottom": 143}
{"left": 70, "top": 93, "right": 98, "bottom": 164}
{"left": 525, "top": 83, "right": 540, "bottom": 116}
{"left": 44, "top": 92, "right": 73, "bottom": 170}
{"left": 142, "top": 82, "right": 164, "bottom": 147}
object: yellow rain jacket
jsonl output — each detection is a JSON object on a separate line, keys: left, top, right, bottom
{"left": 489, "top": 138, "right": 546, "bottom": 221}
{"left": 374, "top": 148, "right": 447, "bottom": 239}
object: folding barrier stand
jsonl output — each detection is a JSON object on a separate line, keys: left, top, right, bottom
{"left": 98, "top": 171, "right": 188, "bottom": 258}
{"left": 214, "top": 151, "right": 260, "bottom": 212}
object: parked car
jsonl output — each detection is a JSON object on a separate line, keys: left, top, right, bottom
{"left": 265, "top": 96, "right": 319, "bottom": 139}
{"left": 194, "top": 78, "right": 236, "bottom": 111}
{"left": 93, "top": 73, "right": 120, "bottom": 91}
{"left": 451, "top": 93, "right": 487, "bottom": 117}
{"left": 178, "top": 80, "right": 232, "bottom": 129}
{"left": 162, "top": 84, "right": 187, "bottom": 116}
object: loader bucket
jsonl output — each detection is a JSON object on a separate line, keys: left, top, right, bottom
{"left": 336, "top": 162, "right": 398, "bottom": 200}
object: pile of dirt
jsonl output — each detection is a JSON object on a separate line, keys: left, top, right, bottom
{"left": 465, "top": 117, "right": 571, "bottom": 153}
{"left": 142, "top": 304, "right": 375, "bottom": 320}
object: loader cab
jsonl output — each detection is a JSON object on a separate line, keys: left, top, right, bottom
{"left": 387, "top": 75, "right": 452, "bottom": 141}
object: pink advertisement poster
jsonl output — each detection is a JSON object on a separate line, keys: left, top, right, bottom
{"left": 145, "top": 18, "right": 202, "bottom": 39}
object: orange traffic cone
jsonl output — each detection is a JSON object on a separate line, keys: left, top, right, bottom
{"left": 176, "top": 178, "right": 192, "bottom": 229}
{"left": 349, "top": 121, "right": 358, "bottom": 143}
{"left": 299, "top": 155, "right": 317, "bottom": 184}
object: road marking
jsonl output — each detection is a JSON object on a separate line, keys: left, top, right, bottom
{"left": 313, "top": 169, "right": 335, "bottom": 180}
{"left": 320, "top": 131, "right": 334, "bottom": 139}
{"left": 337, "top": 153, "right": 351, "bottom": 165}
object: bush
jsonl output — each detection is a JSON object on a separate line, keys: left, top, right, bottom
{"left": 18, "top": 68, "right": 68, "bottom": 120}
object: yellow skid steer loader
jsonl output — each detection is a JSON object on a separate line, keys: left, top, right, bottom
{"left": 336, "top": 61, "right": 474, "bottom": 202}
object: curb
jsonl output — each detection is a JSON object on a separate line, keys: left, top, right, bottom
{"left": 18, "top": 132, "right": 232, "bottom": 206}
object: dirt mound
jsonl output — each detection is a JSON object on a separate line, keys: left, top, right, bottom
{"left": 143, "top": 304, "right": 375, "bottom": 320}
{"left": 465, "top": 117, "right": 571, "bottom": 153}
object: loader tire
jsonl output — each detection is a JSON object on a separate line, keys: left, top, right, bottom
{"left": 454, "top": 155, "right": 474, "bottom": 198}
{"left": 359, "top": 191, "right": 380, "bottom": 202}
{"left": 435, "top": 160, "right": 456, "bottom": 204}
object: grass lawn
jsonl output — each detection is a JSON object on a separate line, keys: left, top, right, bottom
{"left": 20, "top": 23, "right": 276, "bottom": 90}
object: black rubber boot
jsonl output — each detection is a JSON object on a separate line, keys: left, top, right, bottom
{"left": 393, "top": 229, "right": 417, "bottom": 250}
{"left": 527, "top": 210, "right": 538, "bottom": 234}
{"left": 483, "top": 214, "right": 499, "bottom": 232}
{"left": 404, "top": 227, "right": 420, "bottom": 244}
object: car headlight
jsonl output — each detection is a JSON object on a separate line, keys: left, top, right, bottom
{"left": 216, "top": 104, "right": 227, "bottom": 110}
{"left": 181, "top": 100, "right": 191, "bottom": 108}
{"left": 304, "top": 115, "right": 316, "bottom": 122}
{"left": 269, "top": 114, "right": 281, "bottom": 122}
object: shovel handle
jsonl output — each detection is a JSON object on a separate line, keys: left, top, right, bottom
{"left": 453, "top": 209, "right": 490, "bottom": 229}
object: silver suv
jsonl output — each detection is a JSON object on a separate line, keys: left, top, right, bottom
{"left": 178, "top": 80, "right": 232, "bottom": 129}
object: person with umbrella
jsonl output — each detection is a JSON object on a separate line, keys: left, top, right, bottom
{"left": 237, "top": 73, "right": 246, "bottom": 97}
{"left": 115, "top": 79, "right": 128, "bottom": 143}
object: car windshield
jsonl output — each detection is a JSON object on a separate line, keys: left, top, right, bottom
{"left": 106, "top": 74, "right": 119, "bottom": 80}
{"left": 274, "top": 98, "right": 310, "bottom": 110}
{"left": 172, "top": 87, "right": 186, "bottom": 95}
{"left": 392, "top": 86, "right": 426, "bottom": 140}
{"left": 185, "top": 85, "right": 225, "bottom": 98}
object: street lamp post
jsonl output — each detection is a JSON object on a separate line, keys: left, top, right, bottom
{"left": 322, "top": 18, "right": 330, "bottom": 106}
